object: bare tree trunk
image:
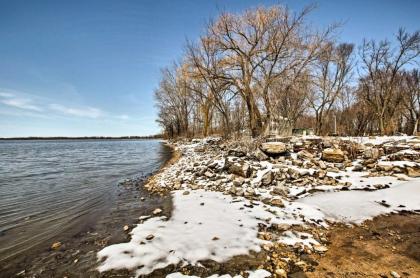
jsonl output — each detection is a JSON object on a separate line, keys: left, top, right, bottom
{"left": 245, "top": 95, "right": 262, "bottom": 137}
{"left": 413, "top": 118, "right": 419, "bottom": 135}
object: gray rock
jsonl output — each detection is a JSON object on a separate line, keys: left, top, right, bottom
{"left": 352, "top": 164, "right": 364, "bottom": 172}
{"left": 233, "top": 177, "right": 245, "bottom": 186}
{"left": 228, "top": 162, "right": 251, "bottom": 178}
{"left": 260, "top": 170, "right": 274, "bottom": 186}
{"left": 363, "top": 147, "right": 380, "bottom": 160}
{"left": 254, "top": 148, "right": 269, "bottom": 161}
{"left": 271, "top": 183, "right": 289, "bottom": 197}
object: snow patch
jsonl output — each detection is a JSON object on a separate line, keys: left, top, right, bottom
{"left": 298, "top": 180, "right": 420, "bottom": 224}
{"left": 166, "top": 269, "right": 271, "bottom": 278}
{"left": 98, "top": 190, "right": 302, "bottom": 276}
{"left": 279, "top": 231, "right": 320, "bottom": 247}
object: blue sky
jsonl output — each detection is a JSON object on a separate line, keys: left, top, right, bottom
{"left": 0, "top": 0, "right": 419, "bottom": 137}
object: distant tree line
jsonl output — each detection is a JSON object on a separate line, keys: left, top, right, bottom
{"left": 0, "top": 135, "right": 163, "bottom": 140}
{"left": 154, "top": 5, "right": 420, "bottom": 138}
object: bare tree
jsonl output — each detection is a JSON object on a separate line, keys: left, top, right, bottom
{"left": 207, "top": 5, "right": 328, "bottom": 137}
{"left": 402, "top": 69, "right": 420, "bottom": 134}
{"left": 185, "top": 37, "right": 234, "bottom": 137}
{"left": 359, "top": 29, "right": 420, "bottom": 135}
{"left": 309, "top": 42, "right": 354, "bottom": 135}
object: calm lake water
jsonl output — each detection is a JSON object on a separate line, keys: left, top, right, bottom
{"left": 0, "top": 139, "right": 170, "bottom": 262}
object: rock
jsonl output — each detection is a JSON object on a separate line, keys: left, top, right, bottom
{"left": 389, "top": 149, "right": 420, "bottom": 161}
{"left": 152, "top": 208, "right": 162, "bottom": 215}
{"left": 244, "top": 187, "right": 255, "bottom": 197}
{"left": 233, "top": 177, "right": 245, "bottom": 186}
{"left": 275, "top": 268, "right": 287, "bottom": 277}
{"left": 406, "top": 166, "right": 420, "bottom": 177}
{"left": 390, "top": 271, "right": 401, "bottom": 278}
{"left": 194, "top": 146, "right": 205, "bottom": 153}
{"left": 318, "top": 170, "right": 327, "bottom": 179}
{"left": 146, "top": 234, "right": 154, "bottom": 240}
{"left": 270, "top": 198, "right": 285, "bottom": 207}
{"left": 313, "top": 245, "right": 328, "bottom": 253}
{"left": 318, "top": 160, "right": 327, "bottom": 170}
{"left": 260, "top": 142, "right": 287, "bottom": 156}
{"left": 297, "top": 150, "right": 314, "bottom": 160}
{"left": 322, "top": 148, "right": 345, "bottom": 163}
{"left": 377, "top": 164, "right": 393, "bottom": 172}
{"left": 51, "top": 241, "right": 62, "bottom": 250}
{"left": 204, "top": 171, "right": 214, "bottom": 178}
{"left": 228, "top": 149, "right": 246, "bottom": 157}
{"left": 228, "top": 162, "right": 251, "bottom": 178}
{"left": 173, "top": 180, "right": 181, "bottom": 190}
{"left": 272, "top": 223, "right": 291, "bottom": 231}
{"left": 182, "top": 190, "right": 190, "bottom": 195}
{"left": 123, "top": 225, "right": 129, "bottom": 231}
{"left": 352, "top": 164, "right": 364, "bottom": 172}
{"left": 271, "top": 184, "right": 289, "bottom": 197}
{"left": 322, "top": 140, "right": 333, "bottom": 148}
{"left": 260, "top": 170, "right": 274, "bottom": 186}
{"left": 254, "top": 148, "right": 269, "bottom": 161}
{"left": 363, "top": 148, "right": 380, "bottom": 160}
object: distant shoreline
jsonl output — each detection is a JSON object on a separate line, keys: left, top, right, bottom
{"left": 0, "top": 135, "right": 162, "bottom": 140}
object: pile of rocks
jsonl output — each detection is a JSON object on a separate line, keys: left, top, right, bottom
{"left": 146, "top": 135, "right": 420, "bottom": 197}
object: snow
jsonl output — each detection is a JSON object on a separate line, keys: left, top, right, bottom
{"left": 97, "top": 190, "right": 318, "bottom": 276}
{"left": 166, "top": 269, "right": 271, "bottom": 278}
{"left": 298, "top": 180, "right": 420, "bottom": 224}
{"left": 279, "top": 231, "right": 320, "bottom": 247}
{"left": 377, "top": 160, "right": 418, "bottom": 167}
{"left": 393, "top": 149, "right": 419, "bottom": 155}
{"left": 340, "top": 135, "right": 414, "bottom": 145}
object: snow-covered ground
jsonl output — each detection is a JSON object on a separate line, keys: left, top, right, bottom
{"left": 298, "top": 179, "right": 420, "bottom": 224}
{"left": 97, "top": 135, "right": 420, "bottom": 277}
{"left": 97, "top": 189, "right": 325, "bottom": 276}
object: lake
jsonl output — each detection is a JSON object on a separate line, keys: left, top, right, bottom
{"left": 0, "top": 139, "right": 170, "bottom": 265}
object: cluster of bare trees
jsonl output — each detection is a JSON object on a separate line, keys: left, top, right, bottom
{"left": 155, "top": 5, "right": 420, "bottom": 138}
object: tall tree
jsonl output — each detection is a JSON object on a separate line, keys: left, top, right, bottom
{"left": 359, "top": 29, "right": 420, "bottom": 135}
{"left": 309, "top": 42, "right": 354, "bottom": 135}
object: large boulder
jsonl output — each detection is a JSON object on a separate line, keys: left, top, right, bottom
{"left": 321, "top": 148, "right": 345, "bottom": 163}
{"left": 260, "top": 142, "right": 287, "bottom": 156}
{"left": 228, "top": 162, "right": 251, "bottom": 178}
{"left": 389, "top": 149, "right": 420, "bottom": 161}
{"left": 406, "top": 166, "right": 420, "bottom": 177}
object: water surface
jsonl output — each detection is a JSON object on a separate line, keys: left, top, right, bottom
{"left": 0, "top": 139, "right": 169, "bottom": 261}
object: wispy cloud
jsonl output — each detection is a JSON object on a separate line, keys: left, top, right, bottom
{"left": 49, "top": 104, "right": 103, "bottom": 118}
{"left": 0, "top": 89, "right": 132, "bottom": 121}
{"left": 116, "top": 114, "right": 130, "bottom": 120}
{"left": 0, "top": 92, "right": 15, "bottom": 98}
{"left": 0, "top": 92, "right": 43, "bottom": 112}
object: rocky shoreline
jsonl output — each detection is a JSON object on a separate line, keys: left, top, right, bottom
{"left": 96, "top": 135, "right": 420, "bottom": 278}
